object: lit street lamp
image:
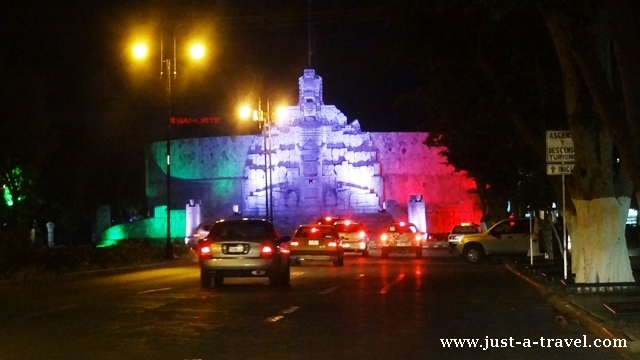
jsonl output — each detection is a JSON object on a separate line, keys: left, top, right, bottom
{"left": 239, "top": 97, "right": 287, "bottom": 223}
{"left": 132, "top": 24, "right": 205, "bottom": 258}
{"left": 239, "top": 97, "right": 269, "bottom": 221}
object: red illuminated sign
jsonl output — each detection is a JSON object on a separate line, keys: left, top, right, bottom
{"left": 170, "top": 117, "right": 220, "bottom": 125}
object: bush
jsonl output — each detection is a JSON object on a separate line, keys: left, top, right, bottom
{"left": 0, "top": 236, "right": 188, "bottom": 279}
{"left": 0, "top": 226, "right": 37, "bottom": 274}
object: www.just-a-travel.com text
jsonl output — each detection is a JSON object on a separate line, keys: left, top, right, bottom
{"left": 440, "top": 336, "right": 626, "bottom": 350}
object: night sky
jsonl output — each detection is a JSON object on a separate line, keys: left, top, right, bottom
{"left": 2, "top": 0, "right": 418, "bottom": 137}
{"left": 1, "top": 0, "right": 428, "bottom": 226}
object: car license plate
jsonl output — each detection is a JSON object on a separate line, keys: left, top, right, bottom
{"left": 342, "top": 243, "right": 351, "bottom": 248}
{"left": 308, "top": 240, "right": 319, "bottom": 246}
{"left": 397, "top": 242, "right": 408, "bottom": 247}
{"left": 228, "top": 244, "right": 244, "bottom": 253}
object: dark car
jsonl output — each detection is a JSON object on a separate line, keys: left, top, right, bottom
{"left": 197, "top": 218, "right": 291, "bottom": 287}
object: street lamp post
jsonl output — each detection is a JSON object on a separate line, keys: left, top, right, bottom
{"left": 239, "top": 98, "right": 288, "bottom": 223}
{"left": 267, "top": 106, "right": 273, "bottom": 223}
{"left": 260, "top": 101, "right": 271, "bottom": 223}
{"left": 266, "top": 98, "right": 276, "bottom": 223}
{"left": 239, "top": 97, "right": 271, "bottom": 222}
{"left": 132, "top": 23, "right": 205, "bottom": 258}
{"left": 165, "top": 55, "right": 172, "bottom": 259}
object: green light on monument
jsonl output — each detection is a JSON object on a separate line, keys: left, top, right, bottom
{"left": 212, "top": 179, "right": 234, "bottom": 197}
{"left": 98, "top": 208, "right": 187, "bottom": 246}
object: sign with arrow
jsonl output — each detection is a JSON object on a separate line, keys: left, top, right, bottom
{"left": 546, "top": 163, "right": 574, "bottom": 175}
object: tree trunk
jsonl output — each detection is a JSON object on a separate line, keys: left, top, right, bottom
{"left": 546, "top": 10, "right": 635, "bottom": 283}
{"left": 570, "top": 197, "right": 633, "bottom": 283}
{"left": 604, "top": 0, "right": 640, "bottom": 193}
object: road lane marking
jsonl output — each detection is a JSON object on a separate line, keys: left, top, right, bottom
{"left": 137, "top": 287, "right": 171, "bottom": 295}
{"left": 266, "top": 315, "right": 284, "bottom": 322}
{"left": 291, "top": 271, "right": 304, "bottom": 276}
{"left": 281, "top": 306, "right": 299, "bottom": 314}
{"left": 319, "top": 286, "right": 338, "bottom": 295}
{"left": 265, "top": 306, "right": 300, "bottom": 322}
{"left": 380, "top": 274, "right": 405, "bottom": 294}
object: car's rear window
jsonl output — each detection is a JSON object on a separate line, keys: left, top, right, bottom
{"left": 451, "top": 225, "right": 479, "bottom": 234}
{"left": 316, "top": 217, "right": 341, "bottom": 225}
{"left": 334, "top": 223, "right": 364, "bottom": 232}
{"left": 295, "top": 226, "right": 336, "bottom": 239}
{"left": 387, "top": 224, "right": 417, "bottom": 233}
{"left": 210, "top": 221, "right": 274, "bottom": 239}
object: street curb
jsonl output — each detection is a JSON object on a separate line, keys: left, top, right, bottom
{"left": 0, "top": 258, "right": 194, "bottom": 288}
{"left": 504, "top": 262, "right": 640, "bottom": 357}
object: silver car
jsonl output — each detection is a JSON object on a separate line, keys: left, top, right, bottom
{"left": 185, "top": 220, "right": 216, "bottom": 248}
{"left": 457, "top": 218, "right": 532, "bottom": 263}
{"left": 197, "top": 218, "right": 291, "bottom": 287}
{"left": 447, "top": 223, "right": 480, "bottom": 253}
{"left": 333, "top": 220, "right": 370, "bottom": 257}
{"left": 379, "top": 222, "right": 424, "bottom": 259}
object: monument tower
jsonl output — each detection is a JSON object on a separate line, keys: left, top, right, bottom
{"left": 242, "top": 69, "right": 383, "bottom": 216}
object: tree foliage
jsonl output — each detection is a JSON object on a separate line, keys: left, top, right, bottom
{"left": 388, "top": 0, "right": 640, "bottom": 282}
{"left": 0, "top": 66, "right": 58, "bottom": 227}
{"left": 386, "top": 0, "right": 557, "bottom": 222}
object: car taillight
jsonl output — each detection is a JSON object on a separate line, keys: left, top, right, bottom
{"left": 416, "top": 234, "right": 423, "bottom": 241}
{"left": 358, "top": 230, "right": 366, "bottom": 239}
{"left": 380, "top": 233, "right": 389, "bottom": 245}
{"left": 199, "top": 245, "right": 211, "bottom": 257}
{"left": 261, "top": 244, "right": 274, "bottom": 255}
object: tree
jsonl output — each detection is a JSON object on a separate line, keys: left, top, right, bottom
{"left": 543, "top": 4, "right": 633, "bottom": 282}
{"left": 0, "top": 67, "right": 58, "bottom": 228}
{"left": 390, "top": 0, "right": 639, "bottom": 282}
{"left": 388, "top": 0, "right": 556, "bottom": 224}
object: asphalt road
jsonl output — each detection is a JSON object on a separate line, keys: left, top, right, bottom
{"left": 0, "top": 250, "right": 628, "bottom": 360}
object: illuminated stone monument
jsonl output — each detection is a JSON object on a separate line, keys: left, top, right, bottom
{"left": 408, "top": 195, "right": 427, "bottom": 233}
{"left": 126, "top": 68, "right": 482, "bottom": 244}
{"left": 243, "top": 69, "right": 382, "bottom": 216}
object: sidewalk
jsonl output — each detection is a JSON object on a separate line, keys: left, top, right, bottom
{"left": 507, "top": 251, "right": 640, "bottom": 358}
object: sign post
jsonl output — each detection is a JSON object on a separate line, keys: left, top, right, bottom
{"left": 546, "top": 131, "right": 575, "bottom": 280}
